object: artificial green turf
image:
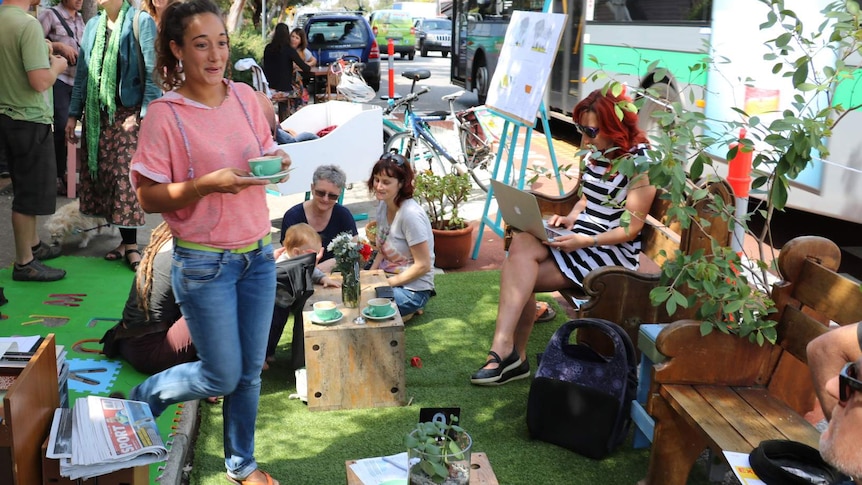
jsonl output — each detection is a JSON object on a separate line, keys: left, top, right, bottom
{"left": 190, "top": 270, "right": 714, "bottom": 484}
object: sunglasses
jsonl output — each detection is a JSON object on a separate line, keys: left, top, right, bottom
{"left": 575, "top": 123, "right": 600, "bottom": 139}
{"left": 312, "top": 189, "right": 341, "bottom": 201}
{"left": 840, "top": 361, "right": 862, "bottom": 403}
{"left": 380, "top": 152, "right": 407, "bottom": 167}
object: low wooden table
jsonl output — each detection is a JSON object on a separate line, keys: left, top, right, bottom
{"left": 311, "top": 66, "right": 338, "bottom": 103}
{"left": 304, "top": 270, "right": 406, "bottom": 411}
{"left": 345, "top": 452, "right": 499, "bottom": 485}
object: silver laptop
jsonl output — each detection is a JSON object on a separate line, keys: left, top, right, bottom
{"left": 490, "top": 179, "right": 575, "bottom": 242}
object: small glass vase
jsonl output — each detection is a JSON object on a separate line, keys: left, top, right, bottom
{"left": 341, "top": 260, "right": 361, "bottom": 308}
{"left": 407, "top": 430, "right": 472, "bottom": 485}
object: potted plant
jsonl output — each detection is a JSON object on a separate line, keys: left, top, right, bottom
{"left": 404, "top": 416, "right": 472, "bottom": 485}
{"left": 414, "top": 171, "right": 474, "bottom": 269}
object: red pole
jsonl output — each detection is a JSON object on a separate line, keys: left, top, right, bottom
{"left": 727, "top": 128, "right": 752, "bottom": 198}
{"left": 388, "top": 38, "right": 395, "bottom": 99}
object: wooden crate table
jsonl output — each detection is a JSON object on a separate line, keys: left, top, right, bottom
{"left": 345, "top": 452, "right": 499, "bottom": 485}
{"left": 304, "top": 270, "right": 406, "bottom": 411}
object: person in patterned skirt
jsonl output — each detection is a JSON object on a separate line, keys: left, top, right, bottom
{"left": 471, "top": 88, "right": 657, "bottom": 386}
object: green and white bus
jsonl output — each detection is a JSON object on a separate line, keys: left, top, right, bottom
{"left": 451, "top": 0, "right": 862, "bottom": 224}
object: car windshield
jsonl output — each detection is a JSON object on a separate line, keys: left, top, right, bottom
{"left": 424, "top": 20, "right": 451, "bottom": 30}
{"left": 308, "top": 19, "right": 367, "bottom": 45}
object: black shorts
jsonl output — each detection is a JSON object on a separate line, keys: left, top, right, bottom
{"left": 0, "top": 114, "right": 57, "bottom": 215}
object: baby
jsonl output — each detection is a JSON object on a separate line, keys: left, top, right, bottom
{"left": 277, "top": 223, "right": 339, "bottom": 288}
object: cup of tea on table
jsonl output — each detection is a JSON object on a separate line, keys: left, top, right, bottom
{"left": 367, "top": 298, "right": 392, "bottom": 317}
{"left": 248, "top": 155, "right": 282, "bottom": 176}
{"left": 313, "top": 301, "right": 339, "bottom": 320}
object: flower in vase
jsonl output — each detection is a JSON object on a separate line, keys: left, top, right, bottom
{"left": 327, "top": 232, "right": 373, "bottom": 272}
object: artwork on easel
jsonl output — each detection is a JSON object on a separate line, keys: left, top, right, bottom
{"left": 486, "top": 11, "right": 567, "bottom": 126}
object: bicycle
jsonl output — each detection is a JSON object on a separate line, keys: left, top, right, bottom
{"left": 382, "top": 69, "right": 497, "bottom": 192}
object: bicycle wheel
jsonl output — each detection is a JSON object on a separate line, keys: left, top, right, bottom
{"left": 458, "top": 124, "right": 495, "bottom": 192}
{"left": 384, "top": 132, "right": 449, "bottom": 177}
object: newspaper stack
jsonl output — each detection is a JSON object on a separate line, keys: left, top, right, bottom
{"left": 47, "top": 395, "right": 168, "bottom": 480}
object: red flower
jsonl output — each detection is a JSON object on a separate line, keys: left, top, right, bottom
{"left": 359, "top": 242, "right": 373, "bottom": 261}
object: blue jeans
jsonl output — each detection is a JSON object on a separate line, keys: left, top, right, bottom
{"left": 131, "top": 242, "right": 275, "bottom": 479}
{"left": 393, "top": 287, "right": 431, "bottom": 316}
{"left": 275, "top": 128, "right": 318, "bottom": 144}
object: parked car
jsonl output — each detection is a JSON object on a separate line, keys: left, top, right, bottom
{"left": 368, "top": 9, "right": 416, "bottom": 60}
{"left": 304, "top": 13, "right": 381, "bottom": 92}
{"left": 413, "top": 17, "right": 451, "bottom": 57}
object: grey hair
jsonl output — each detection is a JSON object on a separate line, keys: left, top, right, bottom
{"left": 312, "top": 164, "right": 347, "bottom": 189}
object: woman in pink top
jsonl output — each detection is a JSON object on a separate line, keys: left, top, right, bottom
{"left": 128, "top": 1, "right": 289, "bottom": 484}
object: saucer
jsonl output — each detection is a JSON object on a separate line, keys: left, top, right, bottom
{"left": 309, "top": 309, "right": 343, "bottom": 325}
{"left": 361, "top": 306, "right": 397, "bottom": 320}
{"left": 241, "top": 168, "right": 293, "bottom": 183}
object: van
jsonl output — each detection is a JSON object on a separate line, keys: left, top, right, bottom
{"left": 369, "top": 9, "right": 416, "bottom": 60}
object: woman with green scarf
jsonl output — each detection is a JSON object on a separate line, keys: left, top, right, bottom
{"left": 65, "top": 0, "right": 159, "bottom": 271}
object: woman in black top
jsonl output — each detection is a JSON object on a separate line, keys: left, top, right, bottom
{"left": 263, "top": 23, "right": 312, "bottom": 119}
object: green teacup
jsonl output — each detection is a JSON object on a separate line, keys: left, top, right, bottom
{"left": 248, "top": 156, "right": 282, "bottom": 177}
{"left": 367, "top": 298, "right": 392, "bottom": 317}
{"left": 313, "top": 301, "right": 339, "bottom": 320}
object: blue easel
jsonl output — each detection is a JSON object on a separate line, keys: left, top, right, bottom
{"left": 470, "top": 102, "right": 564, "bottom": 259}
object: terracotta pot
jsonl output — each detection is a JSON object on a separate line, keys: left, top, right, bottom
{"left": 432, "top": 221, "right": 475, "bottom": 270}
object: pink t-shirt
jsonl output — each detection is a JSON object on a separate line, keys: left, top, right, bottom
{"left": 131, "top": 81, "right": 276, "bottom": 249}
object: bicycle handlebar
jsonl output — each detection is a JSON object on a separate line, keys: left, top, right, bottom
{"left": 383, "top": 86, "right": 431, "bottom": 115}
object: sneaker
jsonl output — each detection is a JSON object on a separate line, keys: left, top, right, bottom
{"left": 12, "top": 259, "right": 66, "bottom": 282}
{"left": 32, "top": 241, "right": 62, "bottom": 260}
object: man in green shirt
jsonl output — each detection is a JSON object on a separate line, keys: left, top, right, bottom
{"left": 0, "top": 0, "right": 68, "bottom": 281}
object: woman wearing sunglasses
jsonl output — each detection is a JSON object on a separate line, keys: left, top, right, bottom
{"left": 280, "top": 164, "right": 358, "bottom": 273}
{"left": 471, "top": 88, "right": 657, "bottom": 386}
{"left": 367, "top": 153, "right": 435, "bottom": 319}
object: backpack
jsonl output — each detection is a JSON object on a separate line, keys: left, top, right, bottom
{"left": 526, "top": 318, "right": 638, "bottom": 459}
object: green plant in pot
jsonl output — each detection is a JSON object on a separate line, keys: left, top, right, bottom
{"left": 414, "top": 171, "right": 475, "bottom": 269}
{"left": 404, "top": 416, "right": 472, "bottom": 485}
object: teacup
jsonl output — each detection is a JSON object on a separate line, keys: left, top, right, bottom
{"left": 248, "top": 156, "right": 282, "bottom": 177}
{"left": 313, "top": 301, "right": 339, "bottom": 321}
{"left": 367, "top": 298, "right": 392, "bottom": 317}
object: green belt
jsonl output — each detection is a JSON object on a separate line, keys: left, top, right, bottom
{"left": 175, "top": 234, "right": 272, "bottom": 254}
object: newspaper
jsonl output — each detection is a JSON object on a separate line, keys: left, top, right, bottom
{"left": 48, "top": 396, "right": 167, "bottom": 480}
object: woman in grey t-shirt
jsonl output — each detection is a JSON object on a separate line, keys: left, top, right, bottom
{"left": 367, "top": 153, "right": 435, "bottom": 317}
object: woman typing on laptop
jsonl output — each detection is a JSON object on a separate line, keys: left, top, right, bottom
{"left": 470, "top": 88, "right": 657, "bottom": 386}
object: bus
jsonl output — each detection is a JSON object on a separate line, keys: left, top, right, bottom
{"left": 450, "top": 0, "right": 862, "bottom": 225}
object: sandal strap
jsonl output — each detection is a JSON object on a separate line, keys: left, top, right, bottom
{"left": 486, "top": 350, "right": 502, "bottom": 364}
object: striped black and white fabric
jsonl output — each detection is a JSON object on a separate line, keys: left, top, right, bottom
{"left": 550, "top": 147, "right": 646, "bottom": 287}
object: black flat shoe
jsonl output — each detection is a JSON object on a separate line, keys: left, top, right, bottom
{"left": 498, "top": 360, "right": 530, "bottom": 385}
{"left": 470, "top": 347, "right": 522, "bottom": 385}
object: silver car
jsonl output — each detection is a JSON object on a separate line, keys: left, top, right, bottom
{"left": 413, "top": 18, "right": 452, "bottom": 57}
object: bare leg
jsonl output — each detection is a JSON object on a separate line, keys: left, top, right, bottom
{"left": 12, "top": 211, "right": 37, "bottom": 264}
{"left": 482, "top": 232, "right": 573, "bottom": 370}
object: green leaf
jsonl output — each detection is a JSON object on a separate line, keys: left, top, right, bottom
{"left": 700, "top": 321, "right": 714, "bottom": 336}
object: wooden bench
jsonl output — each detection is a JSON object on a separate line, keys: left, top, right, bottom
{"left": 642, "top": 235, "right": 862, "bottom": 485}
{"left": 517, "top": 180, "right": 734, "bottom": 350}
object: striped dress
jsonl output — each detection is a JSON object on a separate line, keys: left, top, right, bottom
{"left": 550, "top": 150, "right": 644, "bottom": 287}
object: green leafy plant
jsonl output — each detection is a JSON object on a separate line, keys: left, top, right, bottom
{"left": 403, "top": 416, "right": 471, "bottom": 484}
{"left": 414, "top": 172, "right": 473, "bottom": 230}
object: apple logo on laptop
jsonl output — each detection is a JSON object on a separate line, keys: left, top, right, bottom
{"left": 514, "top": 206, "right": 522, "bottom": 215}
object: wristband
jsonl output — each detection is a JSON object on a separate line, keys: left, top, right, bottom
{"left": 592, "top": 235, "right": 599, "bottom": 247}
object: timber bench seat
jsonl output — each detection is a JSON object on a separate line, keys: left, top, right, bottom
{"left": 515, "top": 180, "right": 733, "bottom": 349}
{"left": 643, "top": 235, "right": 862, "bottom": 485}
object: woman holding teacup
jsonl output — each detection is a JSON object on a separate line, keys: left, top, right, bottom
{"left": 129, "top": 0, "right": 289, "bottom": 483}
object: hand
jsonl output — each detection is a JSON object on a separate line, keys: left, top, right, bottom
{"left": 264, "top": 149, "right": 292, "bottom": 183}
{"left": 50, "top": 54, "right": 68, "bottom": 73}
{"left": 65, "top": 117, "right": 79, "bottom": 144}
{"left": 546, "top": 214, "right": 573, "bottom": 230}
{"left": 121, "top": 113, "right": 139, "bottom": 132}
{"left": 546, "top": 233, "right": 593, "bottom": 252}
{"left": 320, "top": 276, "right": 341, "bottom": 288}
{"left": 201, "top": 168, "right": 269, "bottom": 195}
{"left": 61, "top": 44, "right": 79, "bottom": 66}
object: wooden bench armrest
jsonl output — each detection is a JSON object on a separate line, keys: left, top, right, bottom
{"left": 652, "top": 320, "right": 779, "bottom": 386}
{"left": 530, "top": 188, "right": 579, "bottom": 217}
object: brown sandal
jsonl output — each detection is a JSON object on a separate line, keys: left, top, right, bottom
{"left": 225, "top": 470, "right": 278, "bottom": 485}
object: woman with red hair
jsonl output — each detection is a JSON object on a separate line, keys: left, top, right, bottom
{"left": 471, "top": 88, "right": 657, "bottom": 386}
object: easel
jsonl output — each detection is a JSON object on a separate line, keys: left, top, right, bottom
{"left": 471, "top": 104, "right": 564, "bottom": 259}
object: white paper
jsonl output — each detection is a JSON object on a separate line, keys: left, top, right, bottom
{"left": 0, "top": 336, "right": 41, "bottom": 354}
{"left": 0, "top": 341, "right": 17, "bottom": 360}
{"left": 47, "top": 408, "right": 73, "bottom": 459}
{"left": 723, "top": 451, "right": 767, "bottom": 485}
{"left": 349, "top": 452, "right": 408, "bottom": 485}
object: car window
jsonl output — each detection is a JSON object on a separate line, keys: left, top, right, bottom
{"left": 307, "top": 19, "right": 367, "bottom": 44}
{"left": 423, "top": 20, "right": 450, "bottom": 30}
